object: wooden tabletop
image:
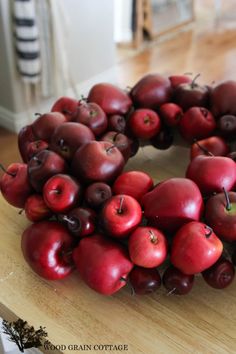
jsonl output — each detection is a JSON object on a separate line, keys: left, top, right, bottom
{"left": 1, "top": 145, "right": 236, "bottom": 354}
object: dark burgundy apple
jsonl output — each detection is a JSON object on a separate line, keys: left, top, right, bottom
{"left": 142, "top": 178, "right": 204, "bottom": 232}
{"left": 130, "top": 74, "right": 172, "bottom": 110}
{"left": 150, "top": 126, "right": 174, "bottom": 150}
{"left": 190, "top": 136, "right": 229, "bottom": 160}
{"left": 186, "top": 155, "right": 236, "bottom": 195}
{"left": 128, "top": 109, "right": 161, "bottom": 139}
{"left": 205, "top": 189, "right": 236, "bottom": 242}
{"left": 62, "top": 207, "right": 97, "bottom": 237}
{"left": 73, "top": 233, "right": 133, "bottom": 295}
{"left": 159, "top": 103, "right": 183, "bottom": 127}
{"left": 101, "top": 131, "right": 131, "bottom": 161}
{"left": 72, "top": 141, "right": 125, "bottom": 184}
{"left": 24, "top": 194, "right": 52, "bottom": 222}
{"left": 108, "top": 114, "right": 126, "bottom": 133}
{"left": 87, "top": 83, "right": 132, "bottom": 115}
{"left": 74, "top": 102, "right": 108, "bottom": 136}
{"left": 210, "top": 80, "right": 236, "bottom": 117}
{"left": 162, "top": 266, "right": 194, "bottom": 295}
{"left": 50, "top": 122, "right": 95, "bottom": 160}
{"left": 173, "top": 74, "right": 209, "bottom": 111}
{"left": 32, "top": 112, "right": 66, "bottom": 142}
{"left": 129, "top": 267, "right": 161, "bottom": 295}
{"left": 0, "top": 163, "right": 32, "bottom": 208}
{"left": 84, "top": 182, "right": 112, "bottom": 209}
{"left": 18, "top": 125, "right": 36, "bottom": 162}
{"left": 101, "top": 194, "right": 142, "bottom": 238}
{"left": 51, "top": 96, "right": 79, "bottom": 121}
{"left": 228, "top": 151, "right": 236, "bottom": 162}
{"left": 129, "top": 137, "right": 140, "bottom": 157}
{"left": 179, "top": 107, "right": 216, "bottom": 142}
{"left": 27, "top": 150, "right": 67, "bottom": 192}
{"left": 202, "top": 257, "right": 235, "bottom": 289}
{"left": 232, "top": 249, "right": 236, "bottom": 265}
{"left": 22, "top": 221, "right": 74, "bottom": 280}
{"left": 168, "top": 74, "right": 192, "bottom": 89}
{"left": 26, "top": 140, "right": 49, "bottom": 161}
{"left": 217, "top": 115, "right": 236, "bottom": 140}
{"left": 43, "top": 174, "right": 81, "bottom": 213}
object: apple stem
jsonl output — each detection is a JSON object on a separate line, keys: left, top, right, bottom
{"left": 120, "top": 276, "right": 127, "bottom": 282}
{"left": 149, "top": 230, "right": 158, "bottom": 244}
{"left": 118, "top": 196, "right": 125, "bottom": 214}
{"left": 62, "top": 109, "right": 72, "bottom": 115}
{"left": 223, "top": 187, "right": 231, "bottom": 211}
{"left": 205, "top": 225, "right": 213, "bottom": 238}
{"left": 191, "top": 73, "right": 201, "bottom": 88}
{"left": 18, "top": 209, "right": 24, "bottom": 215}
{"left": 193, "top": 140, "right": 214, "bottom": 156}
{"left": 166, "top": 287, "right": 177, "bottom": 296}
{"left": 0, "top": 164, "right": 16, "bottom": 177}
{"left": 34, "top": 112, "right": 42, "bottom": 117}
{"left": 61, "top": 215, "right": 77, "bottom": 226}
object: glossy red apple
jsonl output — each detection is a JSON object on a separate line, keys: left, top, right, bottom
{"left": 62, "top": 207, "right": 97, "bottom": 238}
{"left": 72, "top": 141, "right": 125, "bottom": 184}
{"left": 0, "top": 163, "right": 32, "bottom": 208}
{"left": 84, "top": 182, "right": 112, "bottom": 209}
{"left": 171, "top": 221, "right": 223, "bottom": 274}
{"left": 101, "top": 194, "right": 142, "bottom": 238}
{"left": 128, "top": 226, "right": 168, "bottom": 268}
{"left": 142, "top": 178, "right": 204, "bottom": 232}
{"left": 186, "top": 155, "right": 236, "bottom": 195}
{"left": 159, "top": 103, "right": 183, "bottom": 127}
{"left": 18, "top": 125, "right": 36, "bottom": 162}
{"left": 73, "top": 233, "right": 133, "bottom": 295}
{"left": 112, "top": 170, "right": 153, "bottom": 202}
{"left": 190, "top": 136, "right": 229, "bottom": 160}
{"left": 26, "top": 140, "right": 49, "bottom": 161}
{"left": 22, "top": 221, "right": 74, "bottom": 280}
{"left": 129, "top": 266, "right": 161, "bottom": 295}
{"left": 50, "top": 122, "right": 95, "bottom": 160}
{"left": 202, "top": 257, "right": 235, "bottom": 289}
{"left": 108, "top": 114, "right": 126, "bottom": 133}
{"left": 162, "top": 266, "right": 194, "bottom": 295}
{"left": 25, "top": 194, "right": 52, "bottom": 222}
{"left": 128, "top": 109, "right": 161, "bottom": 139}
{"left": 32, "top": 112, "right": 66, "bottom": 142}
{"left": 51, "top": 96, "right": 79, "bottom": 121}
{"left": 130, "top": 74, "right": 172, "bottom": 110}
{"left": 43, "top": 174, "right": 81, "bottom": 213}
{"left": 101, "top": 131, "right": 131, "bottom": 161}
{"left": 87, "top": 83, "right": 132, "bottom": 115}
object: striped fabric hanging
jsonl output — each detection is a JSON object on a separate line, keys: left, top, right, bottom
{"left": 13, "top": 0, "right": 41, "bottom": 83}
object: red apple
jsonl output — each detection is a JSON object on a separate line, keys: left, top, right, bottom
{"left": 32, "top": 112, "right": 66, "bottom": 142}
{"left": 128, "top": 109, "right": 161, "bottom": 139}
{"left": 101, "top": 131, "right": 131, "bottom": 161}
{"left": 73, "top": 233, "right": 133, "bottom": 295}
{"left": 22, "top": 221, "right": 74, "bottom": 280}
{"left": 217, "top": 114, "right": 236, "bottom": 140}
{"left": 26, "top": 140, "right": 49, "bottom": 161}
{"left": 210, "top": 80, "right": 236, "bottom": 117}
{"left": 25, "top": 194, "right": 52, "bottom": 222}
{"left": 190, "top": 136, "right": 229, "bottom": 160}
{"left": 150, "top": 126, "right": 174, "bottom": 150}
{"left": 108, "top": 114, "right": 126, "bottom": 133}
{"left": 162, "top": 266, "right": 194, "bottom": 295}
{"left": 101, "top": 194, "right": 142, "bottom": 238}
{"left": 84, "top": 182, "right": 112, "bottom": 209}
{"left": 51, "top": 96, "right": 79, "bottom": 121}
{"left": 202, "top": 257, "right": 235, "bottom": 289}
{"left": 159, "top": 103, "right": 183, "bottom": 127}
{"left": 18, "top": 125, "right": 36, "bottom": 162}
{"left": 129, "top": 266, "right": 161, "bottom": 295}
{"left": 128, "top": 227, "right": 168, "bottom": 268}
{"left": 62, "top": 207, "right": 97, "bottom": 238}
{"left": 171, "top": 221, "right": 223, "bottom": 274}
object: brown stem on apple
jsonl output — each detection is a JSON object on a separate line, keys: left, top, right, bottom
{"left": 166, "top": 287, "right": 177, "bottom": 296}
{"left": 118, "top": 196, "right": 125, "bottom": 214}
{"left": 149, "top": 230, "right": 158, "bottom": 244}
{"left": 191, "top": 73, "right": 201, "bottom": 88}
{"left": 223, "top": 187, "right": 231, "bottom": 211}
{"left": 18, "top": 209, "right": 24, "bottom": 215}
{"left": 34, "top": 112, "right": 42, "bottom": 117}
{"left": 205, "top": 225, "right": 213, "bottom": 238}
{"left": 89, "top": 110, "right": 97, "bottom": 117}
{"left": 130, "top": 284, "right": 135, "bottom": 296}
{"left": 61, "top": 215, "right": 77, "bottom": 226}
{"left": 193, "top": 140, "right": 214, "bottom": 156}
{"left": 144, "top": 115, "right": 150, "bottom": 124}
{"left": 120, "top": 276, "right": 127, "bottom": 282}
{"left": 0, "top": 164, "right": 16, "bottom": 177}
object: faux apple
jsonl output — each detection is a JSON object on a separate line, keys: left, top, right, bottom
{"left": 108, "top": 114, "right": 126, "bottom": 133}
{"left": 171, "top": 221, "right": 223, "bottom": 274}
{"left": 186, "top": 155, "right": 236, "bottom": 195}
{"left": 179, "top": 107, "right": 216, "bottom": 141}
{"left": 26, "top": 140, "right": 49, "bottom": 161}
{"left": 217, "top": 115, "right": 236, "bottom": 140}
{"left": 74, "top": 102, "right": 108, "bottom": 136}
{"left": 130, "top": 74, "right": 172, "bottom": 110}
{"left": 202, "top": 257, "right": 235, "bottom": 289}
{"left": 129, "top": 137, "right": 140, "bottom": 156}
{"left": 18, "top": 125, "right": 36, "bottom": 163}
{"left": 22, "top": 221, "right": 74, "bottom": 280}
{"left": 101, "top": 131, "right": 131, "bottom": 161}
{"left": 128, "top": 109, "right": 161, "bottom": 139}
{"left": 159, "top": 103, "right": 183, "bottom": 127}
{"left": 150, "top": 126, "right": 174, "bottom": 150}
{"left": 190, "top": 136, "right": 229, "bottom": 160}
{"left": 73, "top": 233, "right": 133, "bottom": 295}
{"left": 50, "top": 122, "right": 95, "bottom": 160}
{"left": 87, "top": 83, "right": 132, "bottom": 115}
{"left": 24, "top": 194, "right": 52, "bottom": 222}
{"left": 162, "top": 266, "right": 194, "bottom": 295}
{"left": 0, "top": 163, "right": 32, "bottom": 208}
{"left": 27, "top": 150, "right": 67, "bottom": 192}
{"left": 43, "top": 174, "right": 81, "bottom": 213}
{"left": 228, "top": 151, "right": 236, "bottom": 162}
{"left": 84, "top": 182, "right": 112, "bottom": 209}
{"left": 169, "top": 74, "right": 192, "bottom": 89}
{"left": 210, "top": 80, "right": 236, "bottom": 117}
{"left": 62, "top": 207, "right": 96, "bottom": 238}
{"left": 205, "top": 189, "right": 236, "bottom": 242}
{"left": 51, "top": 96, "right": 79, "bottom": 121}
{"left": 112, "top": 170, "right": 153, "bottom": 202}
{"left": 101, "top": 194, "right": 142, "bottom": 238}
{"left": 128, "top": 226, "right": 168, "bottom": 268}
{"left": 142, "top": 178, "right": 204, "bottom": 232}
{"left": 129, "top": 266, "right": 161, "bottom": 295}
{"left": 32, "top": 112, "right": 66, "bottom": 142}
{"left": 72, "top": 141, "right": 125, "bottom": 184}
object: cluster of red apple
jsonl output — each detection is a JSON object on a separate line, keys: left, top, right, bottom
{"left": 1, "top": 72, "right": 236, "bottom": 296}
